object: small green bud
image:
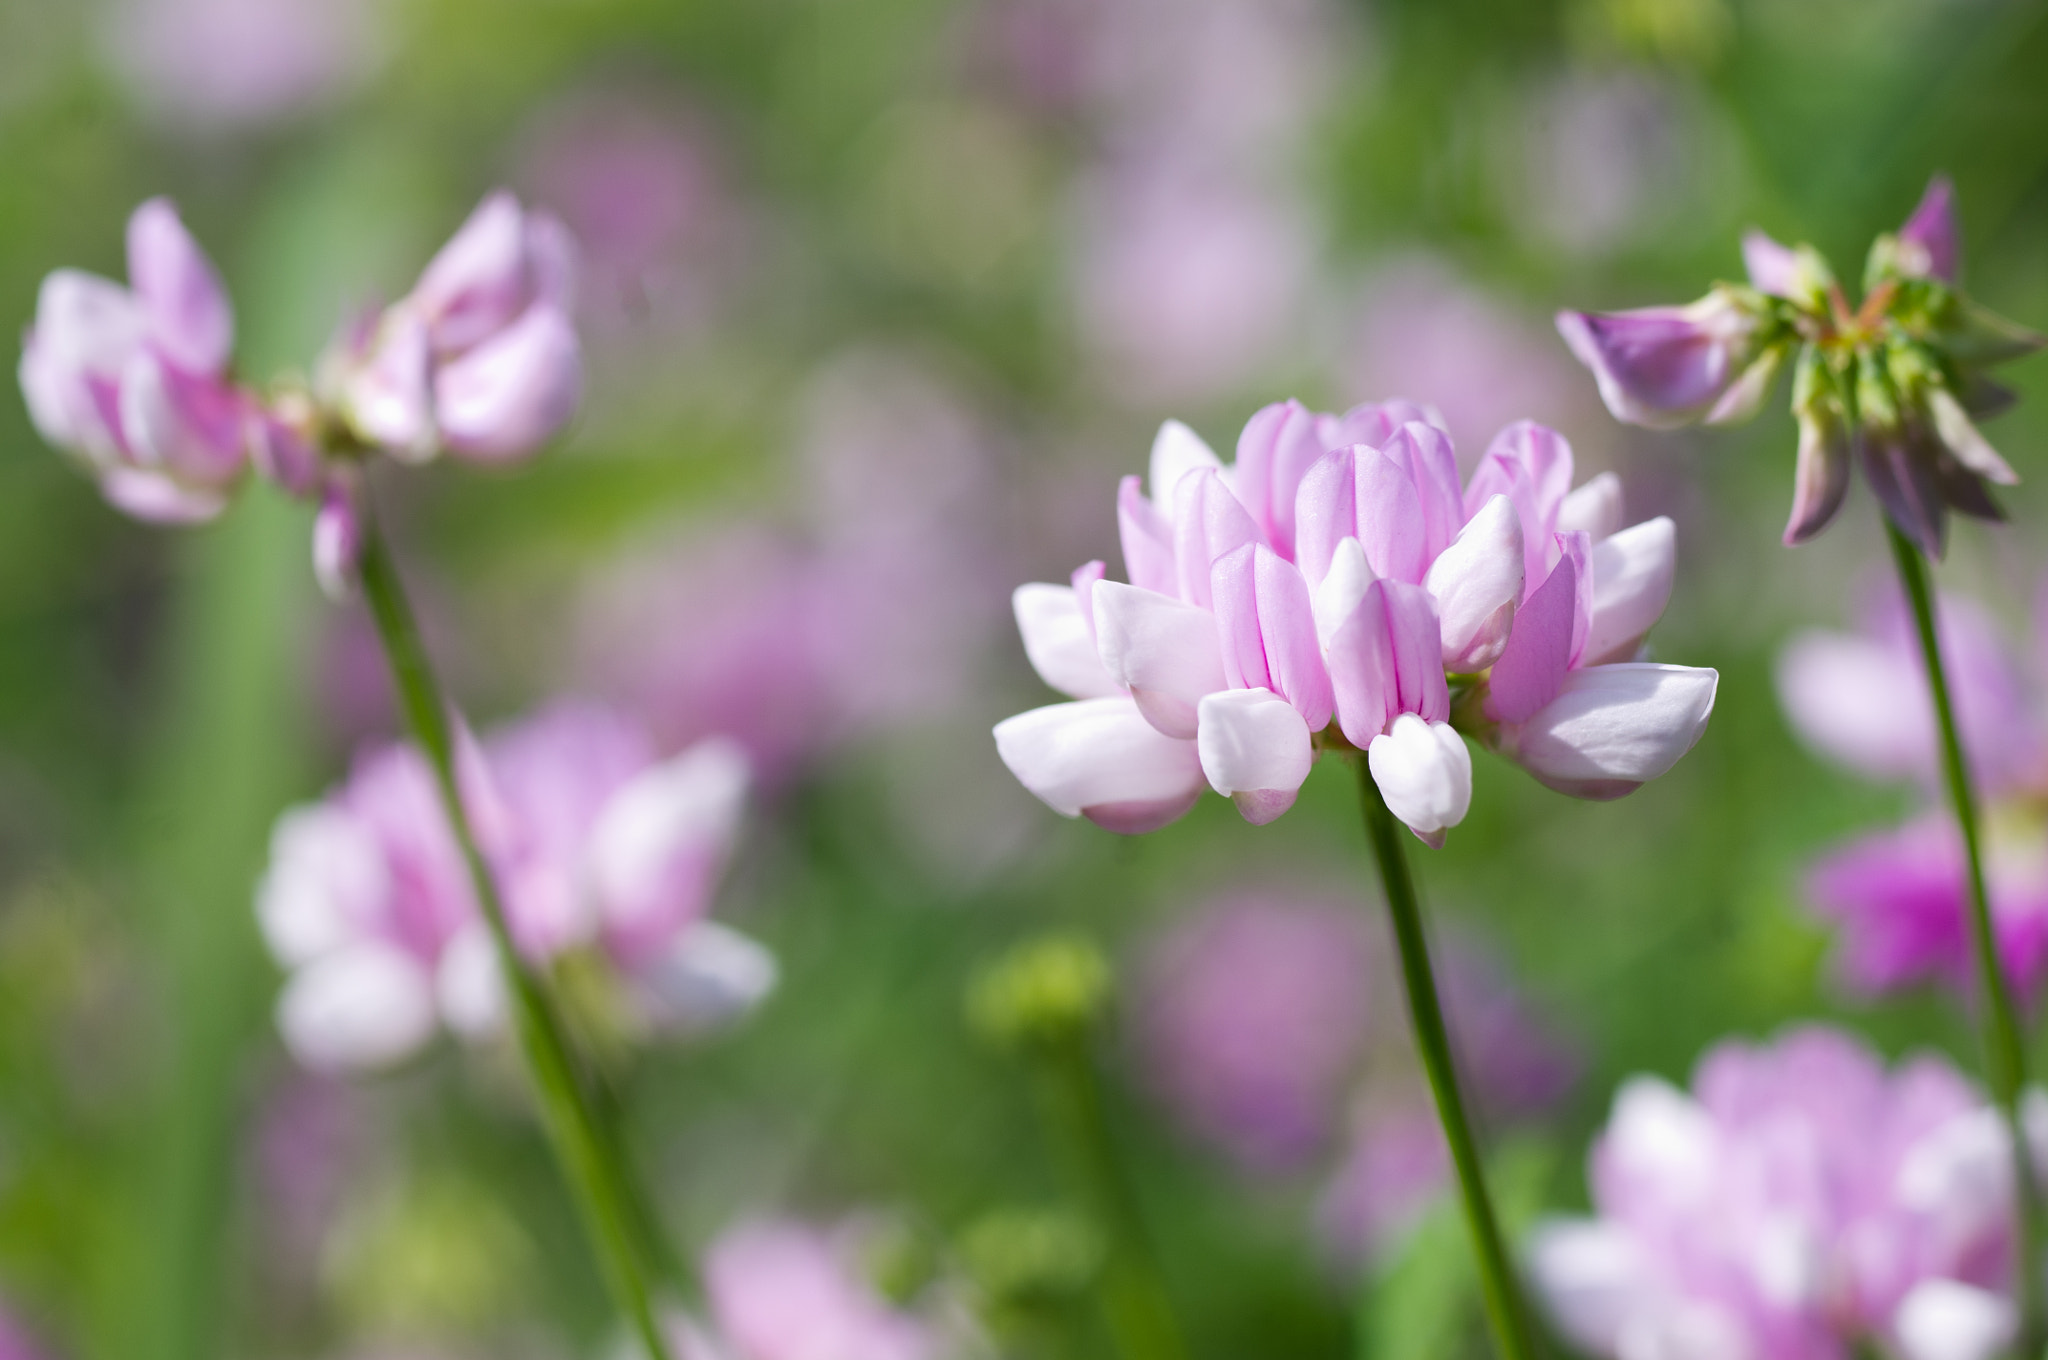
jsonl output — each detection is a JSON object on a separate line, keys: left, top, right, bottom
{"left": 967, "top": 934, "right": 1112, "bottom": 1051}
{"left": 958, "top": 1206, "right": 1104, "bottom": 1310}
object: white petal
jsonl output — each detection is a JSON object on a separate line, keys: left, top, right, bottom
{"left": 1424, "top": 494, "right": 1523, "bottom": 671}
{"left": 1092, "top": 580, "right": 1227, "bottom": 739}
{"left": 1014, "top": 583, "right": 1120, "bottom": 698}
{"left": 1149, "top": 418, "right": 1222, "bottom": 507}
{"left": 435, "top": 924, "right": 506, "bottom": 1040}
{"left": 1526, "top": 1219, "right": 1646, "bottom": 1354}
{"left": 1194, "top": 687, "right": 1312, "bottom": 825}
{"left": 1604, "top": 1076, "right": 1718, "bottom": 1198}
{"left": 994, "top": 696, "right": 1207, "bottom": 826}
{"left": 1366, "top": 716, "right": 1471, "bottom": 846}
{"left": 343, "top": 304, "right": 437, "bottom": 461}
{"left": 277, "top": 942, "right": 437, "bottom": 1071}
{"left": 587, "top": 737, "right": 751, "bottom": 937}
{"left": 630, "top": 921, "right": 779, "bottom": 1035}
{"left": 1502, "top": 663, "right": 1718, "bottom": 799}
{"left": 256, "top": 804, "right": 389, "bottom": 967}
{"left": 1582, "top": 517, "right": 1675, "bottom": 666}
{"left": 1894, "top": 1280, "right": 2017, "bottom": 1360}
{"left": 1556, "top": 471, "right": 1624, "bottom": 541}
{"left": 1312, "top": 535, "right": 1375, "bottom": 649}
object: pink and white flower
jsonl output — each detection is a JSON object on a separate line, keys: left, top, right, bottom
{"left": 19, "top": 198, "right": 251, "bottom": 522}
{"left": 326, "top": 191, "right": 584, "bottom": 464}
{"left": 679, "top": 1218, "right": 942, "bottom": 1360}
{"left": 256, "top": 701, "right": 769, "bottom": 1072}
{"left": 1531, "top": 1025, "right": 2036, "bottom": 1360}
{"left": 994, "top": 401, "right": 1717, "bottom": 844}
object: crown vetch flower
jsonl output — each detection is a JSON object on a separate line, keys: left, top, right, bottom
{"left": 256, "top": 701, "right": 770, "bottom": 1071}
{"left": 1531, "top": 1025, "right": 2037, "bottom": 1360}
{"left": 1558, "top": 176, "right": 2045, "bottom": 553}
{"left": 1779, "top": 583, "right": 2048, "bottom": 998}
{"left": 325, "top": 190, "right": 584, "bottom": 464}
{"left": 679, "top": 1218, "right": 942, "bottom": 1360}
{"left": 995, "top": 403, "right": 1718, "bottom": 845}
{"left": 18, "top": 198, "right": 251, "bottom": 522}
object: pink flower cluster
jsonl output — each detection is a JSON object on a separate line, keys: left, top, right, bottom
{"left": 995, "top": 401, "right": 1718, "bottom": 844}
{"left": 1533, "top": 1026, "right": 2034, "bottom": 1360}
{"left": 678, "top": 1218, "right": 943, "bottom": 1360}
{"left": 1779, "top": 584, "right": 2048, "bottom": 998}
{"left": 20, "top": 193, "right": 582, "bottom": 587}
{"left": 257, "top": 701, "right": 770, "bottom": 1071}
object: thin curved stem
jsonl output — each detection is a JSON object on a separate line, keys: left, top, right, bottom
{"left": 355, "top": 503, "right": 675, "bottom": 1360}
{"left": 1886, "top": 522, "right": 2044, "bottom": 1351}
{"left": 1355, "top": 758, "right": 1539, "bottom": 1360}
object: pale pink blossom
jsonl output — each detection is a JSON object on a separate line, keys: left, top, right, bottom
{"left": 19, "top": 198, "right": 250, "bottom": 522}
{"left": 104, "top": 0, "right": 382, "bottom": 129}
{"left": 1532, "top": 1026, "right": 2035, "bottom": 1360}
{"left": 327, "top": 191, "right": 583, "bottom": 464}
{"left": 256, "top": 702, "right": 768, "bottom": 1071}
{"left": 996, "top": 403, "right": 1717, "bottom": 843}
{"left": 687, "top": 1219, "right": 939, "bottom": 1360}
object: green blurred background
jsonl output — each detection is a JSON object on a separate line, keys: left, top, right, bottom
{"left": 1, "top": 0, "right": 2046, "bottom": 1356}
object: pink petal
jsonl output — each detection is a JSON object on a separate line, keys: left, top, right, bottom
{"left": 1013, "top": 580, "right": 1120, "bottom": 699}
{"left": 1488, "top": 553, "right": 1578, "bottom": 724}
{"left": 1232, "top": 399, "right": 1325, "bottom": 559}
{"left": 126, "top": 197, "right": 233, "bottom": 373}
{"left": 1898, "top": 176, "right": 1959, "bottom": 284}
{"left": 98, "top": 465, "right": 229, "bottom": 523}
{"left": 1210, "top": 544, "right": 1334, "bottom": 729}
{"left": 1118, "top": 474, "right": 1178, "bottom": 596}
{"left": 1293, "top": 447, "right": 1357, "bottom": 588}
{"left": 1557, "top": 472, "right": 1624, "bottom": 542}
{"left": 1379, "top": 421, "right": 1464, "bottom": 565}
{"left": 1741, "top": 229, "right": 1802, "bottom": 298}
{"left": 1500, "top": 663, "right": 1718, "bottom": 799}
{"left": 587, "top": 737, "right": 750, "bottom": 959}
{"left": 411, "top": 189, "right": 533, "bottom": 353}
{"left": 118, "top": 346, "right": 248, "bottom": 484}
{"left": 434, "top": 304, "right": 583, "bottom": 463}
{"left": 993, "top": 696, "right": 1207, "bottom": 832}
{"left": 1149, "top": 418, "right": 1222, "bottom": 506}
{"left": 1367, "top": 715, "right": 1471, "bottom": 846}
{"left": 1172, "top": 466, "right": 1263, "bottom": 610}
{"left": 1582, "top": 518, "right": 1675, "bottom": 667}
{"left": 1355, "top": 446, "right": 1430, "bottom": 585}
{"left": 1194, "top": 687, "right": 1313, "bottom": 825}
{"left": 1424, "top": 493, "right": 1524, "bottom": 672}
{"left": 1092, "top": 580, "right": 1227, "bottom": 738}
{"left": 1553, "top": 306, "right": 1743, "bottom": 430}
{"left": 276, "top": 942, "right": 437, "bottom": 1072}
{"left": 1327, "top": 579, "right": 1446, "bottom": 747}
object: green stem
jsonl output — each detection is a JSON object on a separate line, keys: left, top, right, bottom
{"left": 354, "top": 502, "right": 675, "bottom": 1360}
{"left": 1028, "top": 1038, "right": 1188, "bottom": 1360}
{"left": 1355, "top": 759, "right": 1539, "bottom": 1360}
{"left": 1885, "top": 522, "right": 2045, "bottom": 1351}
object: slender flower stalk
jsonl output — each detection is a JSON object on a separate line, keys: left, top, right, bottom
{"left": 353, "top": 494, "right": 675, "bottom": 1360}
{"left": 1885, "top": 521, "right": 2045, "bottom": 1351}
{"left": 1355, "top": 758, "right": 1538, "bottom": 1360}
{"left": 970, "top": 937, "right": 1188, "bottom": 1360}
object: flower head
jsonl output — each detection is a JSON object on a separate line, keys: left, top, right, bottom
{"left": 256, "top": 701, "right": 769, "bottom": 1071}
{"left": 19, "top": 198, "right": 251, "bottom": 522}
{"left": 1532, "top": 1025, "right": 2032, "bottom": 1360}
{"left": 995, "top": 402, "right": 1717, "bottom": 844}
{"left": 1558, "top": 176, "right": 2044, "bottom": 554}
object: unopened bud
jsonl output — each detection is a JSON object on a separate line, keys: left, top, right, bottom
{"left": 967, "top": 934, "right": 1111, "bottom": 1052}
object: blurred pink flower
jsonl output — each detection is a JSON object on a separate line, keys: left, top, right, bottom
{"left": 0, "top": 1306, "right": 50, "bottom": 1360}
{"left": 1532, "top": 1026, "right": 2030, "bottom": 1360}
{"left": 1341, "top": 259, "right": 1595, "bottom": 457}
{"left": 997, "top": 405, "right": 1715, "bottom": 842}
{"left": 325, "top": 191, "right": 583, "bottom": 464}
{"left": 19, "top": 198, "right": 250, "bottom": 522}
{"left": 1071, "top": 160, "right": 1316, "bottom": 404}
{"left": 1317, "top": 1105, "right": 1451, "bottom": 1266}
{"left": 520, "top": 94, "right": 744, "bottom": 334}
{"left": 1779, "top": 582, "right": 2048, "bottom": 998}
{"left": 256, "top": 701, "right": 770, "bottom": 1071}
{"left": 690, "top": 1219, "right": 937, "bottom": 1360}
{"left": 105, "top": 0, "right": 382, "bottom": 129}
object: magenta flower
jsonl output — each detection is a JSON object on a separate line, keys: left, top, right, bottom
{"left": 326, "top": 191, "right": 583, "bottom": 465}
{"left": 995, "top": 403, "right": 1717, "bottom": 844}
{"left": 1531, "top": 1025, "right": 2032, "bottom": 1360}
{"left": 1558, "top": 177, "right": 2043, "bottom": 553}
{"left": 1779, "top": 584, "right": 2048, "bottom": 997}
{"left": 256, "top": 701, "right": 770, "bottom": 1071}
{"left": 18, "top": 198, "right": 250, "bottom": 522}
{"left": 685, "top": 1219, "right": 940, "bottom": 1360}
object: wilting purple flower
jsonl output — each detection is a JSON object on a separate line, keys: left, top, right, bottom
{"left": 256, "top": 701, "right": 770, "bottom": 1071}
{"left": 1779, "top": 583, "right": 2048, "bottom": 998}
{"left": 996, "top": 403, "right": 1716, "bottom": 844}
{"left": 1559, "top": 176, "right": 2043, "bottom": 553}
{"left": 104, "top": 0, "right": 383, "bottom": 130}
{"left": 19, "top": 197, "right": 250, "bottom": 522}
{"left": 687, "top": 1219, "right": 938, "bottom": 1360}
{"left": 326, "top": 191, "right": 583, "bottom": 464}
{"left": 1532, "top": 1026, "right": 2033, "bottom": 1360}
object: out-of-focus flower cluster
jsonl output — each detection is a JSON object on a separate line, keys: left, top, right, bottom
{"left": 1134, "top": 891, "right": 1577, "bottom": 1265}
{"left": 257, "top": 701, "right": 770, "bottom": 1072}
{"left": 1780, "top": 580, "right": 2048, "bottom": 1000}
{"left": 995, "top": 401, "right": 1718, "bottom": 844}
{"left": 1533, "top": 1026, "right": 2036, "bottom": 1360}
